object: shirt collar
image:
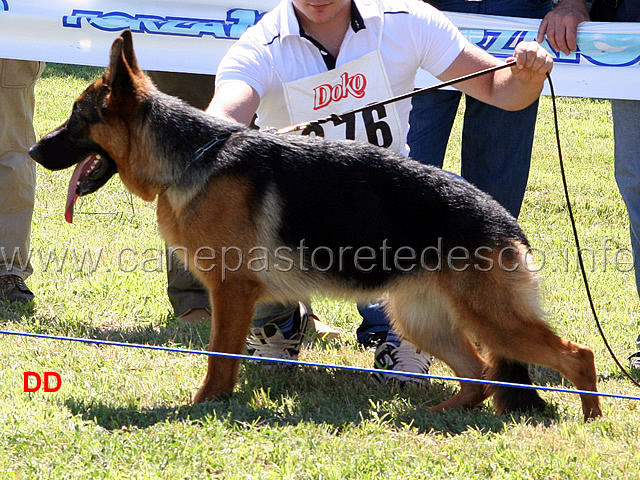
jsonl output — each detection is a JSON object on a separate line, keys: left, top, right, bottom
{"left": 280, "top": 0, "right": 381, "bottom": 40}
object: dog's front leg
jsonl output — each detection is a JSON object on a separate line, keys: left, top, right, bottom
{"left": 192, "top": 277, "right": 261, "bottom": 403}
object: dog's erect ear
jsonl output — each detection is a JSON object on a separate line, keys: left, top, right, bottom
{"left": 104, "top": 30, "right": 142, "bottom": 100}
{"left": 119, "top": 30, "right": 141, "bottom": 74}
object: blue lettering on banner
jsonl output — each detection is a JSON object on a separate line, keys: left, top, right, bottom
{"left": 464, "top": 28, "right": 640, "bottom": 67}
{"left": 1, "top": 1, "right": 8, "bottom": 12}
{"left": 474, "top": 31, "right": 501, "bottom": 51}
{"left": 63, "top": 8, "right": 265, "bottom": 40}
{"left": 503, "top": 31, "right": 529, "bottom": 51}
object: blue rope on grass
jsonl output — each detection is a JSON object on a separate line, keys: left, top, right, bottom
{"left": 2, "top": 328, "right": 640, "bottom": 402}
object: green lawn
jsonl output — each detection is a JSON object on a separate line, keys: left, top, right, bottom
{"left": 0, "top": 63, "right": 639, "bottom": 479}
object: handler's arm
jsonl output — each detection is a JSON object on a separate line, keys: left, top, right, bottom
{"left": 206, "top": 81, "right": 260, "bottom": 126}
{"left": 437, "top": 41, "right": 553, "bottom": 111}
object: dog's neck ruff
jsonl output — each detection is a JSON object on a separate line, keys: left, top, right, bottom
{"left": 159, "top": 135, "right": 230, "bottom": 195}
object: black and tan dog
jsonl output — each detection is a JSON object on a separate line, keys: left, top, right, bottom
{"left": 30, "top": 31, "right": 602, "bottom": 420}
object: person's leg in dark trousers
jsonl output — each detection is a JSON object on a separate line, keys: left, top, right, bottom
{"left": 407, "top": 89, "right": 461, "bottom": 168}
{"left": 412, "top": 0, "right": 553, "bottom": 218}
{"left": 147, "top": 71, "right": 215, "bottom": 320}
{"left": 459, "top": 97, "right": 539, "bottom": 218}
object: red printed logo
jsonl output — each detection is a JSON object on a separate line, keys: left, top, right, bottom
{"left": 23, "top": 372, "right": 62, "bottom": 392}
{"left": 313, "top": 72, "right": 367, "bottom": 110}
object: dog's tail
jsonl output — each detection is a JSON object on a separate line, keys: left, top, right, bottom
{"left": 485, "top": 357, "right": 547, "bottom": 414}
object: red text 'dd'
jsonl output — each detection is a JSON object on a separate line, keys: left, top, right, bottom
{"left": 23, "top": 372, "right": 62, "bottom": 392}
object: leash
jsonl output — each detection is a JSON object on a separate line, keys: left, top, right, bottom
{"left": 546, "top": 74, "right": 640, "bottom": 389}
{"left": 276, "top": 59, "right": 640, "bottom": 389}
{"left": 276, "top": 60, "right": 516, "bottom": 135}
{"left": 3, "top": 328, "right": 640, "bottom": 402}
{"left": 271, "top": 60, "right": 640, "bottom": 388}
{"left": 160, "top": 135, "right": 230, "bottom": 193}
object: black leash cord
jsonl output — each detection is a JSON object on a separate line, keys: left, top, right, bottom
{"left": 278, "top": 61, "right": 639, "bottom": 388}
{"left": 277, "top": 60, "right": 516, "bottom": 134}
{"left": 547, "top": 73, "right": 640, "bottom": 389}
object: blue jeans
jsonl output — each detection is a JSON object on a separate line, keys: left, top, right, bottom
{"left": 612, "top": 99, "right": 640, "bottom": 299}
{"left": 425, "top": 0, "right": 552, "bottom": 18}
{"left": 252, "top": 301, "right": 392, "bottom": 347}
{"left": 409, "top": 0, "right": 553, "bottom": 218}
{"left": 252, "top": 302, "right": 304, "bottom": 327}
{"left": 408, "top": 93, "right": 539, "bottom": 217}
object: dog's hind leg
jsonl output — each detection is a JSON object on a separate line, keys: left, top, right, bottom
{"left": 479, "top": 321, "right": 602, "bottom": 420}
{"left": 423, "top": 326, "right": 491, "bottom": 412}
{"left": 386, "top": 290, "right": 490, "bottom": 411}
{"left": 447, "top": 261, "right": 602, "bottom": 420}
{"left": 192, "top": 277, "right": 262, "bottom": 404}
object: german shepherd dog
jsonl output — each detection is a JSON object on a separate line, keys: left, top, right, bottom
{"left": 30, "top": 31, "right": 602, "bottom": 420}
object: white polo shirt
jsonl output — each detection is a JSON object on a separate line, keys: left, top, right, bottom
{"left": 216, "top": 0, "right": 468, "bottom": 153}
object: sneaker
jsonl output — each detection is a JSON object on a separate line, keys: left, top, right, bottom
{"left": 373, "top": 338, "right": 433, "bottom": 387}
{"left": 630, "top": 352, "right": 640, "bottom": 370}
{"left": 629, "top": 334, "right": 640, "bottom": 370}
{"left": 246, "top": 303, "right": 311, "bottom": 360}
{"left": 0, "top": 274, "right": 35, "bottom": 303}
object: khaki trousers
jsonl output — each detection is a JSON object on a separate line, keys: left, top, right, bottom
{"left": 0, "top": 59, "right": 45, "bottom": 278}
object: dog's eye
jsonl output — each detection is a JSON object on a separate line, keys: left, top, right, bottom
{"left": 66, "top": 116, "right": 87, "bottom": 134}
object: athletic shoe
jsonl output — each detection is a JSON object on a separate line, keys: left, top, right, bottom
{"left": 630, "top": 334, "right": 640, "bottom": 370}
{"left": 630, "top": 352, "right": 640, "bottom": 370}
{"left": 246, "top": 303, "right": 310, "bottom": 360}
{"left": 373, "top": 338, "right": 433, "bottom": 387}
{"left": 0, "top": 274, "right": 35, "bottom": 303}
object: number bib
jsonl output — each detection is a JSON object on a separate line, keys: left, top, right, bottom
{"left": 282, "top": 49, "right": 406, "bottom": 154}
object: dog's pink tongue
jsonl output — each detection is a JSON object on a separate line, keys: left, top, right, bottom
{"left": 65, "top": 157, "right": 91, "bottom": 223}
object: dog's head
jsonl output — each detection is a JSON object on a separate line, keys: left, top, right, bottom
{"left": 29, "top": 30, "right": 150, "bottom": 222}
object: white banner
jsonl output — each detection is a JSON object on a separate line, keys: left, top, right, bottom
{"left": 0, "top": 1, "right": 269, "bottom": 76}
{"left": 416, "top": 12, "right": 640, "bottom": 100}
{"left": 0, "top": 1, "right": 639, "bottom": 99}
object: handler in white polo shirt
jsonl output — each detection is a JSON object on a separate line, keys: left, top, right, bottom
{"left": 207, "top": 0, "right": 552, "bottom": 382}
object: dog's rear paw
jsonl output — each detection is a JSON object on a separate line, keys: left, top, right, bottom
{"left": 192, "top": 385, "right": 232, "bottom": 404}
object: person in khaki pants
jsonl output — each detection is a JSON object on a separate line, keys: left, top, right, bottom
{"left": 0, "top": 59, "right": 44, "bottom": 304}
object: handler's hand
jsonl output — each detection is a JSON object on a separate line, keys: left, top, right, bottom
{"left": 508, "top": 41, "right": 554, "bottom": 83}
{"left": 537, "top": 0, "right": 590, "bottom": 56}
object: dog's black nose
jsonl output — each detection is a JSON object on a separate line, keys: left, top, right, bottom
{"left": 28, "top": 144, "right": 41, "bottom": 163}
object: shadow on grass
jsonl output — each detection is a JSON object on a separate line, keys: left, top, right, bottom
{"left": 9, "top": 313, "right": 562, "bottom": 435}
{"left": 63, "top": 362, "right": 560, "bottom": 437}
{"left": 0, "top": 300, "right": 35, "bottom": 322}
{"left": 598, "top": 369, "right": 640, "bottom": 384}
{"left": 5, "top": 311, "right": 212, "bottom": 352}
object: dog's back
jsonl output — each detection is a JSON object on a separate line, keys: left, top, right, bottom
{"left": 193, "top": 128, "right": 527, "bottom": 280}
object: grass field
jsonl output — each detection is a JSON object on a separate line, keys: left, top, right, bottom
{"left": 1, "top": 63, "right": 639, "bottom": 478}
